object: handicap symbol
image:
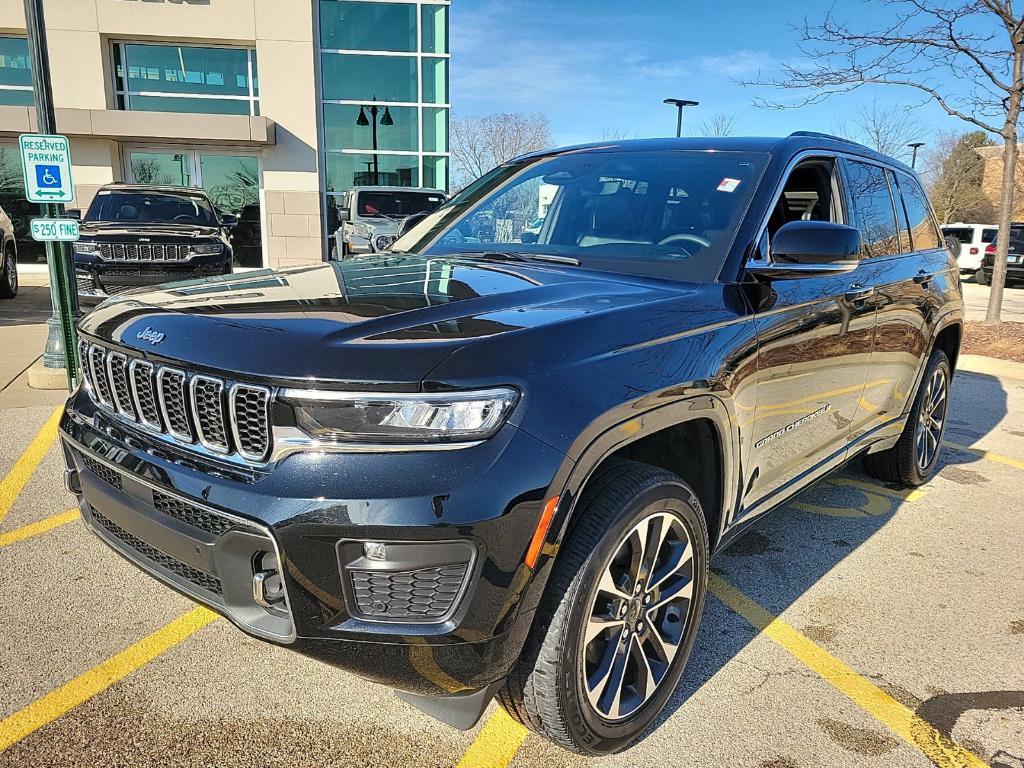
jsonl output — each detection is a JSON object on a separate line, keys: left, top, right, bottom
{"left": 36, "top": 164, "right": 62, "bottom": 189}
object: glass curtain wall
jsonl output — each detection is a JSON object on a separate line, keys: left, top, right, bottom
{"left": 318, "top": 0, "right": 450, "bottom": 237}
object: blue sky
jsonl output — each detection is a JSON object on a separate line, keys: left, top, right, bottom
{"left": 450, "top": 0, "right": 976, "bottom": 154}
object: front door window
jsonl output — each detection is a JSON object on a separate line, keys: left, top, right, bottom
{"left": 125, "top": 148, "right": 263, "bottom": 267}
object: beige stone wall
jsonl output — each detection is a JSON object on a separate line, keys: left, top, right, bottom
{"left": 977, "top": 145, "right": 1024, "bottom": 221}
{"left": 0, "top": 0, "right": 323, "bottom": 267}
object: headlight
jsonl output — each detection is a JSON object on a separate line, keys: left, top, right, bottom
{"left": 190, "top": 243, "right": 224, "bottom": 256}
{"left": 281, "top": 387, "right": 519, "bottom": 444}
{"left": 73, "top": 242, "right": 99, "bottom": 255}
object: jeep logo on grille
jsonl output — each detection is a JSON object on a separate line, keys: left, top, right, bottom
{"left": 136, "top": 327, "right": 165, "bottom": 345}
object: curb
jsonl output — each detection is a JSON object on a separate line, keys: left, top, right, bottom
{"left": 26, "top": 359, "right": 70, "bottom": 390}
{"left": 958, "top": 354, "right": 1024, "bottom": 382}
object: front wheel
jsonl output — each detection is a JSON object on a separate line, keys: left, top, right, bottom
{"left": 0, "top": 246, "right": 17, "bottom": 299}
{"left": 863, "top": 349, "right": 951, "bottom": 487}
{"left": 499, "top": 460, "right": 709, "bottom": 755}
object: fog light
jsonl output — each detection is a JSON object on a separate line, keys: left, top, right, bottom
{"left": 363, "top": 542, "right": 387, "bottom": 561}
{"left": 252, "top": 551, "right": 287, "bottom": 615}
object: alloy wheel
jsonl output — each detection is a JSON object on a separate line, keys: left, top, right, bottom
{"left": 5, "top": 253, "right": 15, "bottom": 293}
{"left": 581, "top": 510, "right": 695, "bottom": 721}
{"left": 915, "top": 366, "right": 948, "bottom": 471}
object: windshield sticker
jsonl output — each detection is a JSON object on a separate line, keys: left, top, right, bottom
{"left": 717, "top": 178, "right": 741, "bottom": 193}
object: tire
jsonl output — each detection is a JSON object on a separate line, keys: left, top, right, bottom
{"left": 863, "top": 349, "right": 951, "bottom": 487}
{"left": 0, "top": 245, "right": 17, "bottom": 299}
{"left": 498, "top": 460, "right": 709, "bottom": 755}
{"left": 976, "top": 269, "right": 990, "bottom": 285}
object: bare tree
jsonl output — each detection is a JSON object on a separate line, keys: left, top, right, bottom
{"left": 923, "top": 130, "right": 997, "bottom": 223}
{"left": 753, "top": 1, "right": 1024, "bottom": 323}
{"left": 450, "top": 112, "right": 552, "bottom": 189}
{"left": 598, "top": 128, "right": 641, "bottom": 141}
{"left": 697, "top": 113, "right": 739, "bottom": 137}
{"left": 832, "top": 100, "right": 926, "bottom": 162}
{"left": 130, "top": 158, "right": 173, "bottom": 186}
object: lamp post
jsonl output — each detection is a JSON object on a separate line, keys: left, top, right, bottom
{"left": 663, "top": 98, "right": 699, "bottom": 138}
{"left": 355, "top": 97, "right": 394, "bottom": 185}
{"left": 908, "top": 141, "right": 925, "bottom": 170}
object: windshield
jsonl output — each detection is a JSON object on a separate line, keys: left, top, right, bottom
{"left": 358, "top": 191, "right": 446, "bottom": 218}
{"left": 86, "top": 191, "right": 217, "bottom": 226}
{"left": 392, "top": 149, "right": 767, "bottom": 281}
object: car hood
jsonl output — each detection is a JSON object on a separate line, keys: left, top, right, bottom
{"left": 78, "top": 253, "right": 689, "bottom": 386}
{"left": 80, "top": 222, "right": 221, "bottom": 239}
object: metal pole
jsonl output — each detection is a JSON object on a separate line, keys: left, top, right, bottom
{"left": 675, "top": 106, "right": 683, "bottom": 138}
{"left": 908, "top": 141, "right": 925, "bottom": 170}
{"left": 24, "top": 0, "right": 80, "bottom": 389}
{"left": 371, "top": 106, "right": 379, "bottom": 185}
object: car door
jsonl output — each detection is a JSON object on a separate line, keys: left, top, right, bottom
{"left": 839, "top": 160, "right": 941, "bottom": 440}
{"left": 741, "top": 155, "right": 876, "bottom": 516}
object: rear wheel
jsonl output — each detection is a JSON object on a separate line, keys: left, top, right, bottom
{"left": 498, "top": 460, "right": 709, "bottom": 755}
{"left": 976, "top": 269, "right": 990, "bottom": 285}
{"left": 863, "top": 349, "right": 951, "bottom": 487}
{"left": 0, "top": 246, "right": 17, "bottom": 299}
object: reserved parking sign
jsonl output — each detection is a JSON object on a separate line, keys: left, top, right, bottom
{"left": 19, "top": 133, "right": 75, "bottom": 204}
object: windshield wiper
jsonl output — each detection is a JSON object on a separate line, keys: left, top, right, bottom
{"left": 470, "top": 251, "right": 581, "bottom": 266}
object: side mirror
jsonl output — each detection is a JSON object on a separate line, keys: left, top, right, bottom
{"left": 398, "top": 211, "right": 429, "bottom": 238}
{"left": 520, "top": 231, "right": 538, "bottom": 244}
{"left": 220, "top": 213, "right": 238, "bottom": 228}
{"left": 65, "top": 209, "right": 82, "bottom": 221}
{"left": 748, "top": 220, "right": 861, "bottom": 278}
{"left": 336, "top": 207, "right": 351, "bottom": 223}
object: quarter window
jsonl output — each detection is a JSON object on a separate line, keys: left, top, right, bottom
{"left": 895, "top": 172, "right": 941, "bottom": 251}
{"left": 845, "top": 160, "right": 900, "bottom": 258}
{"left": 113, "top": 43, "right": 259, "bottom": 116}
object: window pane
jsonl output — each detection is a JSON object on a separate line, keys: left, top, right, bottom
{"left": 125, "top": 95, "right": 252, "bottom": 115}
{"left": 888, "top": 170, "right": 912, "bottom": 253}
{"left": 326, "top": 153, "right": 419, "bottom": 192}
{"left": 200, "top": 155, "right": 262, "bottom": 267}
{"left": 319, "top": 1, "right": 417, "bottom": 52}
{"left": 896, "top": 172, "right": 941, "bottom": 250}
{"left": 422, "top": 107, "right": 447, "bottom": 152}
{"left": 422, "top": 57, "right": 448, "bottom": 104}
{"left": 0, "top": 89, "right": 34, "bottom": 106}
{"left": 118, "top": 44, "right": 253, "bottom": 99}
{"left": 251, "top": 49, "right": 259, "bottom": 96}
{"left": 0, "top": 144, "right": 45, "bottom": 264}
{"left": 0, "top": 37, "right": 32, "bottom": 88}
{"left": 423, "top": 155, "right": 448, "bottom": 192}
{"left": 129, "top": 151, "right": 194, "bottom": 186}
{"left": 846, "top": 160, "right": 899, "bottom": 258}
{"left": 324, "top": 103, "right": 417, "bottom": 152}
{"left": 421, "top": 5, "right": 448, "bottom": 54}
{"left": 321, "top": 53, "right": 417, "bottom": 102}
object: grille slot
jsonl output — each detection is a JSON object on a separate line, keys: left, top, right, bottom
{"left": 82, "top": 454, "right": 122, "bottom": 490}
{"left": 105, "top": 351, "right": 136, "bottom": 420}
{"left": 231, "top": 385, "right": 271, "bottom": 462}
{"left": 350, "top": 564, "right": 469, "bottom": 621}
{"left": 190, "top": 376, "right": 229, "bottom": 453}
{"left": 129, "top": 359, "right": 162, "bottom": 431}
{"left": 91, "top": 510, "right": 223, "bottom": 596}
{"left": 77, "top": 338, "right": 92, "bottom": 389}
{"left": 157, "top": 368, "right": 193, "bottom": 442}
{"left": 88, "top": 345, "right": 114, "bottom": 406}
{"left": 152, "top": 491, "right": 242, "bottom": 537}
{"left": 99, "top": 243, "right": 190, "bottom": 261}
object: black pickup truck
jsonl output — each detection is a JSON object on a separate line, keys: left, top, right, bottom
{"left": 71, "top": 184, "right": 235, "bottom": 301}
{"left": 60, "top": 133, "right": 962, "bottom": 755}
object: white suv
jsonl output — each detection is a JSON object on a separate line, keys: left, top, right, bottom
{"left": 941, "top": 222, "right": 997, "bottom": 275}
{"left": 333, "top": 186, "right": 446, "bottom": 258}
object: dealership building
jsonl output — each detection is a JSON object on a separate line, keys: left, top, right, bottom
{"left": 0, "top": 0, "right": 450, "bottom": 269}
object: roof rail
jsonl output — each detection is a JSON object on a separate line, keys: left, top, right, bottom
{"left": 788, "top": 130, "right": 864, "bottom": 147}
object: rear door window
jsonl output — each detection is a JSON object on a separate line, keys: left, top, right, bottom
{"left": 895, "top": 172, "right": 941, "bottom": 251}
{"left": 844, "top": 160, "right": 900, "bottom": 257}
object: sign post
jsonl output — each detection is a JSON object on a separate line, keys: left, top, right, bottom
{"left": 22, "top": 0, "right": 80, "bottom": 391}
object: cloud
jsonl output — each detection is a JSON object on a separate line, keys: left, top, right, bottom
{"left": 696, "top": 50, "right": 780, "bottom": 80}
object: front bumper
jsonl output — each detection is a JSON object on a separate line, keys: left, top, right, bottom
{"left": 75, "top": 254, "right": 231, "bottom": 299}
{"left": 60, "top": 389, "right": 566, "bottom": 698}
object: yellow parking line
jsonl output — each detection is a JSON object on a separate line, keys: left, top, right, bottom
{"left": 944, "top": 440, "right": 1024, "bottom": 470}
{"left": 0, "top": 407, "right": 63, "bottom": 526}
{"left": 456, "top": 708, "right": 528, "bottom": 768}
{"left": 0, "top": 509, "right": 78, "bottom": 549}
{"left": 708, "top": 574, "right": 986, "bottom": 768}
{"left": 0, "top": 607, "right": 216, "bottom": 754}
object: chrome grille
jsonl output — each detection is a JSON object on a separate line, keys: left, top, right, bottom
{"left": 157, "top": 368, "right": 192, "bottom": 441}
{"left": 191, "top": 376, "right": 229, "bottom": 453}
{"left": 81, "top": 342, "right": 272, "bottom": 463}
{"left": 230, "top": 385, "right": 271, "bottom": 462}
{"left": 105, "top": 352, "right": 136, "bottom": 420}
{"left": 98, "top": 243, "right": 190, "bottom": 261}
{"left": 77, "top": 338, "right": 92, "bottom": 389}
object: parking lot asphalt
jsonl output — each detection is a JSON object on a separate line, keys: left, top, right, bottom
{"left": 1, "top": 292, "right": 1023, "bottom": 767}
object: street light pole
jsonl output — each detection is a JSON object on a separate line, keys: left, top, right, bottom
{"left": 663, "top": 98, "right": 699, "bottom": 138}
{"left": 356, "top": 98, "right": 394, "bottom": 185}
{"left": 908, "top": 141, "right": 925, "bottom": 170}
{"left": 23, "top": 0, "right": 80, "bottom": 385}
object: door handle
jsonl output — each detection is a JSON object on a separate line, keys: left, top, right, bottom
{"left": 913, "top": 270, "right": 936, "bottom": 286}
{"left": 844, "top": 284, "right": 874, "bottom": 302}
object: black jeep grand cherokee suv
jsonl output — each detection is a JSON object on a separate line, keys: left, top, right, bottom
{"left": 60, "top": 134, "right": 962, "bottom": 755}
{"left": 72, "top": 184, "right": 235, "bottom": 301}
